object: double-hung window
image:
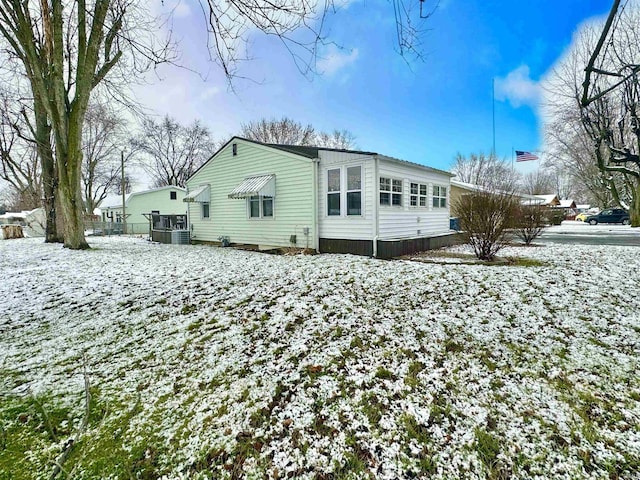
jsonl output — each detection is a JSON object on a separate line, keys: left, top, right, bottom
{"left": 249, "top": 196, "right": 273, "bottom": 218}
{"left": 410, "top": 183, "right": 428, "bottom": 207}
{"left": 432, "top": 185, "right": 447, "bottom": 208}
{"left": 326, "top": 166, "right": 362, "bottom": 216}
{"left": 201, "top": 202, "right": 210, "bottom": 219}
{"left": 327, "top": 168, "right": 341, "bottom": 216}
{"left": 380, "top": 177, "right": 402, "bottom": 206}
{"left": 346, "top": 166, "right": 362, "bottom": 216}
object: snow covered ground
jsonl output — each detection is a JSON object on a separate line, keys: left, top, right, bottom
{"left": 1, "top": 235, "right": 639, "bottom": 479}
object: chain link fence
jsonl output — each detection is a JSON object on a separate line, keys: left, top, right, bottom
{"left": 85, "top": 221, "right": 151, "bottom": 237}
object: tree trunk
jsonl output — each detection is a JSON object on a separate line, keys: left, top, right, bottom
{"left": 631, "top": 185, "right": 640, "bottom": 227}
{"left": 58, "top": 144, "right": 89, "bottom": 249}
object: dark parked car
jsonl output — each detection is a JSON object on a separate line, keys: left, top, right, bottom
{"left": 585, "top": 208, "right": 630, "bottom": 225}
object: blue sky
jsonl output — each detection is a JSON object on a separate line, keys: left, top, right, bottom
{"left": 133, "top": 0, "right": 613, "bottom": 178}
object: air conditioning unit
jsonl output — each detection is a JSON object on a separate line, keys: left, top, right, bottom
{"left": 171, "top": 230, "right": 190, "bottom": 245}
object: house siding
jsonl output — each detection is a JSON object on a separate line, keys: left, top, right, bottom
{"left": 187, "top": 140, "right": 316, "bottom": 248}
{"left": 317, "top": 151, "right": 375, "bottom": 240}
{"left": 103, "top": 187, "right": 186, "bottom": 225}
{"left": 377, "top": 161, "right": 451, "bottom": 240}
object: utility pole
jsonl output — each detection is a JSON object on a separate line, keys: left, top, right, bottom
{"left": 121, "top": 150, "right": 127, "bottom": 234}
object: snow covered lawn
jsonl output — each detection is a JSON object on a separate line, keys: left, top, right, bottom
{"left": 1, "top": 236, "right": 639, "bottom": 479}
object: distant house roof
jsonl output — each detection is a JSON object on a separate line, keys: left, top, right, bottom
{"left": 559, "top": 199, "right": 577, "bottom": 208}
{"left": 450, "top": 179, "right": 540, "bottom": 201}
{"left": 100, "top": 186, "right": 186, "bottom": 209}
{"left": 535, "top": 194, "right": 561, "bottom": 206}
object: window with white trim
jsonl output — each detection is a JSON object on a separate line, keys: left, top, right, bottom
{"left": 249, "top": 196, "right": 274, "bottom": 218}
{"left": 432, "top": 185, "right": 447, "bottom": 208}
{"left": 346, "top": 166, "right": 362, "bottom": 216}
{"left": 380, "top": 177, "right": 402, "bottom": 206}
{"left": 410, "top": 183, "right": 428, "bottom": 207}
{"left": 327, "top": 168, "right": 341, "bottom": 216}
{"left": 201, "top": 202, "right": 210, "bottom": 219}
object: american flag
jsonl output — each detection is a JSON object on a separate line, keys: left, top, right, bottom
{"left": 516, "top": 150, "right": 539, "bottom": 162}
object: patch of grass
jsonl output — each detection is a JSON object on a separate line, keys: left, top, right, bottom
{"left": 186, "top": 318, "right": 204, "bottom": 332}
{"left": 349, "top": 336, "right": 364, "bottom": 350}
{"left": 444, "top": 338, "right": 464, "bottom": 354}
{"left": 401, "top": 413, "right": 430, "bottom": 444}
{"left": 375, "top": 366, "right": 396, "bottom": 381}
{"left": 404, "top": 361, "right": 425, "bottom": 388}
{"left": 0, "top": 394, "right": 74, "bottom": 478}
{"left": 360, "top": 393, "right": 384, "bottom": 426}
{"left": 180, "top": 304, "right": 198, "bottom": 315}
{"left": 475, "top": 427, "right": 501, "bottom": 472}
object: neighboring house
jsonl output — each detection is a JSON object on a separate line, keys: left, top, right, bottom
{"left": 449, "top": 179, "right": 544, "bottom": 207}
{"left": 99, "top": 186, "right": 187, "bottom": 232}
{"left": 0, "top": 208, "right": 45, "bottom": 237}
{"left": 534, "top": 194, "right": 561, "bottom": 207}
{"left": 185, "top": 137, "right": 456, "bottom": 258}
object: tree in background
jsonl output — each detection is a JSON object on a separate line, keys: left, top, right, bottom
{"left": 546, "top": 1, "right": 640, "bottom": 225}
{"left": 240, "top": 117, "right": 316, "bottom": 145}
{"left": 451, "top": 153, "right": 520, "bottom": 191}
{"left": 520, "top": 169, "right": 555, "bottom": 196}
{"left": 135, "top": 115, "right": 215, "bottom": 188}
{"left": 240, "top": 117, "right": 357, "bottom": 149}
{"left": 0, "top": 0, "right": 431, "bottom": 248}
{"left": 316, "top": 129, "right": 357, "bottom": 149}
{"left": 0, "top": 100, "right": 41, "bottom": 210}
{"left": 82, "top": 103, "right": 129, "bottom": 215}
{"left": 452, "top": 190, "right": 519, "bottom": 261}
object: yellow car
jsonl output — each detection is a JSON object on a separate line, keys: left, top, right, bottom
{"left": 575, "top": 212, "right": 590, "bottom": 222}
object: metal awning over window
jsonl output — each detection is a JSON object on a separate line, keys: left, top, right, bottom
{"left": 183, "top": 185, "right": 210, "bottom": 203}
{"left": 228, "top": 174, "right": 275, "bottom": 199}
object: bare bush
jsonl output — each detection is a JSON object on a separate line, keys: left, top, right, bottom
{"left": 453, "top": 191, "right": 518, "bottom": 261}
{"left": 514, "top": 205, "right": 548, "bottom": 245}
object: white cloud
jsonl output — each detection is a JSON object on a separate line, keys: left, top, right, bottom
{"left": 200, "top": 86, "right": 221, "bottom": 100}
{"left": 495, "top": 65, "right": 541, "bottom": 108}
{"left": 317, "top": 45, "right": 359, "bottom": 76}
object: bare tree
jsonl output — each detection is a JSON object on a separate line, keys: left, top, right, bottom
{"left": 519, "top": 169, "right": 555, "bottom": 195}
{"left": 202, "top": 0, "right": 435, "bottom": 80}
{"left": 135, "top": 115, "right": 215, "bottom": 188}
{"left": 545, "top": 6, "right": 640, "bottom": 225}
{"left": 82, "top": 103, "right": 128, "bottom": 215}
{"left": 451, "top": 152, "right": 521, "bottom": 191}
{"left": 0, "top": 2, "right": 176, "bottom": 248}
{"left": 240, "top": 117, "right": 357, "bottom": 149}
{"left": 0, "top": 0, "right": 433, "bottom": 248}
{"left": 316, "top": 129, "right": 357, "bottom": 149}
{"left": 240, "top": 117, "right": 316, "bottom": 145}
{"left": 0, "top": 99, "right": 41, "bottom": 210}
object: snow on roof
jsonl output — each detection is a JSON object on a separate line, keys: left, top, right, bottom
{"left": 535, "top": 194, "right": 560, "bottom": 205}
{"left": 559, "top": 199, "right": 577, "bottom": 208}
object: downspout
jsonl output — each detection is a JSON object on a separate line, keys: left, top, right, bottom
{"left": 312, "top": 158, "right": 320, "bottom": 252}
{"left": 185, "top": 186, "right": 190, "bottom": 242}
{"left": 373, "top": 155, "right": 380, "bottom": 257}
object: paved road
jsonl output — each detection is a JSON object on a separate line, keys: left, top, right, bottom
{"left": 539, "top": 223, "right": 640, "bottom": 246}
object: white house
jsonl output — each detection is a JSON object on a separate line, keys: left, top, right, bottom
{"left": 184, "top": 137, "right": 456, "bottom": 258}
{"left": 100, "top": 186, "right": 187, "bottom": 233}
{"left": 0, "top": 208, "right": 45, "bottom": 237}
